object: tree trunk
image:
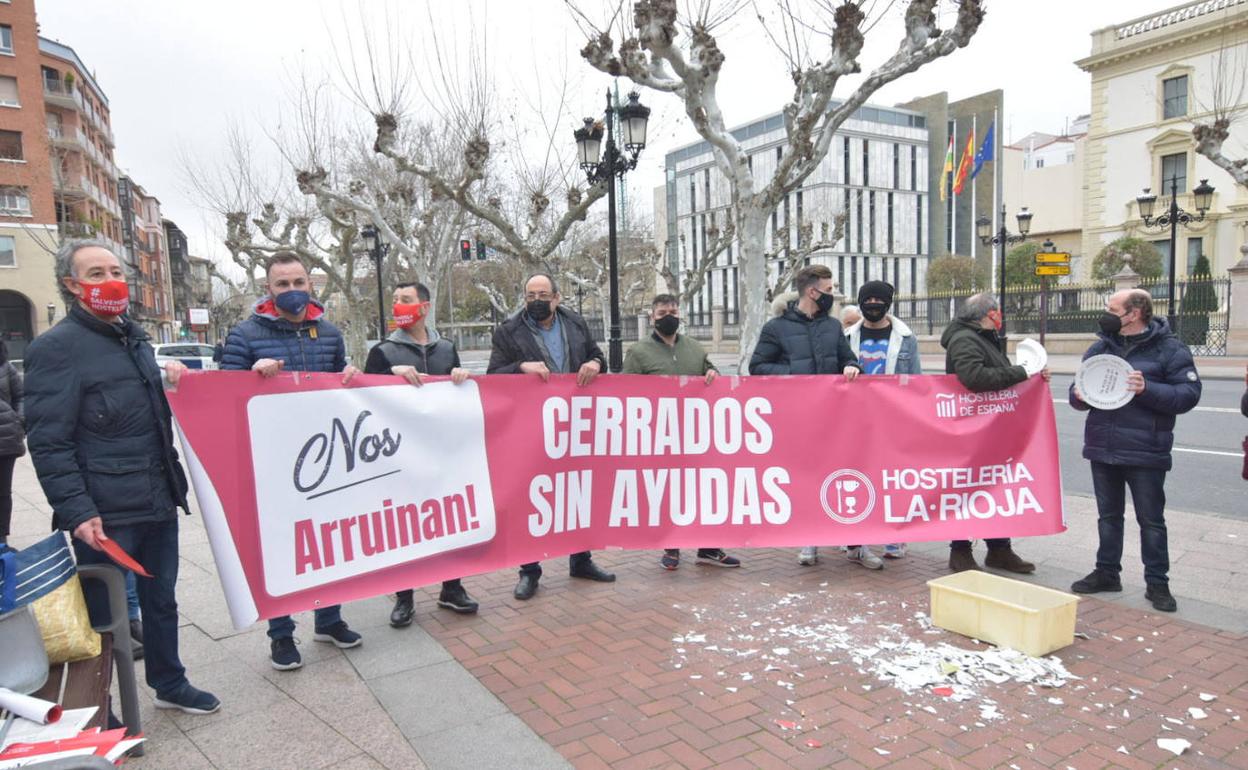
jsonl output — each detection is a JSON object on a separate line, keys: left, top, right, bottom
{"left": 735, "top": 207, "right": 771, "bottom": 371}
{"left": 341, "top": 299, "right": 371, "bottom": 368}
{"left": 423, "top": 267, "right": 441, "bottom": 331}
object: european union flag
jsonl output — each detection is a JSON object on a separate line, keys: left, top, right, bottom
{"left": 972, "top": 120, "right": 995, "bottom": 180}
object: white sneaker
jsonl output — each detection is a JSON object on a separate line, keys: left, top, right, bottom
{"left": 798, "top": 546, "right": 819, "bottom": 566}
{"left": 847, "top": 546, "right": 884, "bottom": 570}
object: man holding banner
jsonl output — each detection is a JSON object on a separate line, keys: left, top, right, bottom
{"left": 487, "top": 273, "right": 616, "bottom": 600}
{"left": 942, "top": 293, "right": 1047, "bottom": 574}
{"left": 363, "top": 281, "right": 481, "bottom": 625}
{"left": 220, "top": 252, "right": 365, "bottom": 670}
{"left": 623, "top": 294, "right": 741, "bottom": 571}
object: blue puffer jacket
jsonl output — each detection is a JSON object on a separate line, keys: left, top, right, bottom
{"left": 220, "top": 297, "right": 347, "bottom": 373}
{"left": 1069, "top": 317, "right": 1201, "bottom": 470}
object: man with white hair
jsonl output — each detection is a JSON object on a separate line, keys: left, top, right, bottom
{"left": 24, "top": 240, "right": 220, "bottom": 715}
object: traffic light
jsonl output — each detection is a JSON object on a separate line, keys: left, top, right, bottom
{"left": 460, "top": 239, "right": 471, "bottom": 261}
{"left": 477, "top": 241, "right": 487, "bottom": 260}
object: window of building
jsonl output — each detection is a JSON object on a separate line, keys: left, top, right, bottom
{"left": 916, "top": 195, "right": 924, "bottom": 255}
{"left": 886, "top": 192, "right": 894, "bottom": 254}
{"left": 1162, "top": 75, "right": 1188, "bottom": 120}
{"left": 1187, "top": 237, "right": 1204, "bottom": 275}
{"left": 892, "top": 143, "right": 900, "bottom": 189}
{"left": 1161, "top": 152, "right": 1187, "bottom": 193}
{"left": 910, "top": 145, "right": 917, "bottom": 192}
{"left": 868, "top": 191, "right": 876, "bottom": 253}
{"left": 0, "top": 76, "right": 19, "bottom": 107}
{"left": 862, "top": 140, "right": 870, "bottom": 186}
{"left": 0, "top": 187, "right": 30, "bottom": 215}
{"left": 855, "top": 195, "right": 863, "bottom": 254}
{"left": 910, "top": 257, "right": 917, "bottom": 294}
{"left": 782, "top": 194, "right": 791, "bottom": 251}
{"left": 0, "top": 130, "right": 20, "bottom": 160}
{"left": 0, "top": 235, "right": 15, "bottom": 267}
{"left": 795, "top": 191, "right": 803, "bottom": 248}
{"left": 0, "top": 25, "right": 13, "bottom": 55}
{"left": 838, "top": 256, "right": 845, "bottom": 292}
{"left": 46, "top": 111, "right": 62, "bottom": 138}
{"left": 842, "top": 138, "right": 850, "bottom": 185}
{"left": 1035, "top": 158, "right": 1044, "bottom": 169}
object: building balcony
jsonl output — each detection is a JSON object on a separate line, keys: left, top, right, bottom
{"left": 42, "top": 80, "right": 84, "bottom": 112}
{"left": 52, "top": 179, "right": 89, "bottom": 200}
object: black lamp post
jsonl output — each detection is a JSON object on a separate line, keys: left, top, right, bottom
{"left": 575, "top": 90, "right": 650, "bottom": 373}
{"left": 361, "top": 224, "right": 386, "bottom": 341}
{"left": 1136, "top": 176, "right": 1214, "bottom": 328}
{"left": 46, "top": 302, "right": 55, "bottom": 327}
{"left": 976, "top": 205, "right": 1033, "bottom": 352}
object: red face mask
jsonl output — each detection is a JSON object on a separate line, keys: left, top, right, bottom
{"left": 989, "top": 311, "right": 1003, "bottom": 332}
{"left": 393, "top": 301, "right": 430, "bottom": 328}
{"left": 79, "top": 279, "right": 130, "bottom": 317}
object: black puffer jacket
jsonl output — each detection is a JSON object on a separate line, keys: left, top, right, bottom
{"left": 23, "top": 305, "right": 189, "bottom": 532}
{"left": 749, "top": 302, "right": 858, "bottom": 375}
{"left": 487, "top": 307, "right": 604, "bottom": 374}
{"left": 940, "top": 318, "right": 1029, "bottom": 393}
{"left": 1069, "top": 317, "right": 1201, "bottom": 471}
{"left": 365, "top": 329, "right": 460, "bottom": 376}
{"left": 0, "top": 356, "right": 23, "bottom": 458}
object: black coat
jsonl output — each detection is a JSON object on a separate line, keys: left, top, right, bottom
{"left": 940, "top": 319, "right": 1029, "bottom": 393}
{"left": 23, "top": 305, "right": 189, "bottom": 532}
{"left": 749, "top": 302, "right": 858, "bottom": 375}
{"left": 0, "top": 360, "right": 23, "bottom": 458}
{"left": 365, "top": 330, "right": 460, "bottom": 376}
{"left": 487, "top": 307, "right": 605, "bottom": 374}
{"left": 1069, "top": 317, "right": 1201, "bottom": 471}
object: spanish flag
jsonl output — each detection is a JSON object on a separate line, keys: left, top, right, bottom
{"left": 952, "top": 127, "right": 975, "bottom": 196}
{"left": 939, "top": 135, "right": 954, "bottom": 202}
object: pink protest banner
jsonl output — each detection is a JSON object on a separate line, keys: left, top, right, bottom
{"left": 168, "top": 371, "right": 1064, "bottom": 628}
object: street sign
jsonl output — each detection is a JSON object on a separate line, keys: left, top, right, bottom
{"left": 1034, "top": 265, "right": 1071, "bottom": 276}
{"left": 1034, "top": 251, "right": 1071, "bottom": 265}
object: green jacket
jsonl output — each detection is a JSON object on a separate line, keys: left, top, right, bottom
{"left": 623, "top": 333, "right": 716, "bottom": 377}
{"left": 940, "top": 319, "right": 1028, "bottom": 393}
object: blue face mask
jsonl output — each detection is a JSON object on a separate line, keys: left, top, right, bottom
{"left": 273, "top": 290, "right": 310, "bottom": 315}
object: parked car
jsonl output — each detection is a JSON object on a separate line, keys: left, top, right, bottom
{"left": 153, "top": 343, "right": 218, "bottom": 375}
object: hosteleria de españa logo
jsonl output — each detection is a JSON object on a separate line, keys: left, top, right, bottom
{"left": 819, "top": 469, "right": 876, "bottom": 524}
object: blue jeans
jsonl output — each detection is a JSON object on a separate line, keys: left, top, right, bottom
{"left": 74, "top": 518, "right": 187, "bottom": 697}
{"left": 267, "top": 606, "right": 343, "bottom": 640}
{"left": 1091, "top": 461, "right": 1169, "bottom": 585}
{"left": 124, "top": 571, "right": 140, "bottom": 621}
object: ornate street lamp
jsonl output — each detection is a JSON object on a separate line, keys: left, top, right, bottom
{"left": 361, "top": 223, "right": 386, "bottom": 340}
{"left": 1136, "top": 176, "right": 1215, "bottom": 328}
{"left": 976, "top": 205, "right": 1034, "bottom": 351}
{"left": 574, "top": 90, "right": 650, "bottom": 372}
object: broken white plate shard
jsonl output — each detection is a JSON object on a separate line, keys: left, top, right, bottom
{"left": 1156, "top": 738, "right": 1191, "bottom": 756}
{"left": 1165, "top": 717, "right": 1184, "bottom": 725}
{"left": 772, "top": 648, "right": 791, "bottom": 656}
{"left": 1047, "top": 698, "right": 1064, "bottom": 705}
{"left": 689, "top": 675, "right": 703, "bottom": 680}
{"left": 1188, "top": 708, "right": 1207, "bottom": 720}
{"left": 1116, "top": 746, "right": 1129, "bottom": 755}
{"left": 1199, "top": 693, "right": 1217, "bottom": 702}
{"left": 873, "top": 748, "right": 891, "bottom": 756}
{"left": 725, "top": 687, "right": 738, "bottom": 693}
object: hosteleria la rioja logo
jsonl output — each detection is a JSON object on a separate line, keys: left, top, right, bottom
{"left": 818, "top": 469, "right": 876, "bottom": 525}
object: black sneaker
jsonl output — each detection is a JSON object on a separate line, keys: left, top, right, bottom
{"left": 313, "top": 621, "right": 363, "bottom": 649}
{"left": 437, "top": 583, "right": 479, "bottom": 615}
{"left": 1146, "top": 583, "right": 1177, "bottom": 613}
{"left": 270, "top": 637, "right": 303, "bottom": 670}
{"left": 154, "top": 683, "right": 221, "bottom": 715}
{"left": 696, "top": 549, "right": 741, "bottom": 567}
{"left": 1071, "top": 570, "right": 1122, "bottom": 594}
{"left": 390, "top": 593, "right": 415, "bottom": 628}
{"left": 660, "top": 550, "right": 680, "bottom": 570}
{"left": 569, "top": 560, "right": 616, "bottom": 582}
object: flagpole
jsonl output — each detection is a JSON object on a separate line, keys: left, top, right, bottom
{"left": 991, "top": 107, "right": 1000, "bottom": 293}
{"left": 951, "top": 117, "right": 957, "bottom": 256}
{"left": 971, "top": 113, "right": 977, "bottom": 261}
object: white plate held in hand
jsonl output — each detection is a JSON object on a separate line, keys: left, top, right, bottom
{"left": 1075, "top": 355, "right": 1134, "bottom": 410}
{"left": 1013, "top": 338, "right": 1048, "bottom": 377}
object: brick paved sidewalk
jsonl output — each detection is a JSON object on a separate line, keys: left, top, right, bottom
{"left": 413, "top": 547, "right": 1248, "bottom": 769}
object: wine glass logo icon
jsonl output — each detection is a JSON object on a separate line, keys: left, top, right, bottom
{"left": 819, "top": 469, "right": 876, "bottom": 525}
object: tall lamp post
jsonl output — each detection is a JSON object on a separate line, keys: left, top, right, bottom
{"left": 976, "top": 205, "right": 1034, "bottom": 352}
{"left": 1135, "top": 176, "right": 1215, "bottom": 328}
{"left": 574, "top": 90, "right": 650, "bottom": 373}
{"left": 360, "top": 224, "right": 387, "bottom": 341}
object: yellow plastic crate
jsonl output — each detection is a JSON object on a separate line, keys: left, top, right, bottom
{"left": 927, "top": 571, "right": 1079, "bottom": 657}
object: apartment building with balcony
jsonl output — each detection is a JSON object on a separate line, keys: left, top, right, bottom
{"left": 119, "top": 176, "right": 174, "bottom": 341}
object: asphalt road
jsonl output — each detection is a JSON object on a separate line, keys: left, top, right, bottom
{"left": 1049, "top": 374, "right": 1245, "bottom": 520}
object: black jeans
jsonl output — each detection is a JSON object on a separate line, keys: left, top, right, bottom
{"left": 0, "top": 455, "right": 15, "bottom": 540}
{"left": 397, "top": 579, "right": 462, "bottom": 600}
{"left": 520, "top": 551, "right": 591, "bottom": 577}
{"left": 1091, "top": 461, "right": 1169, "bottom": 585}
{"left": 950, "top": 538, "right": 1010, "bottom": 550}
{"left": 74, "top": 518, "right": 188, "bottom": 697}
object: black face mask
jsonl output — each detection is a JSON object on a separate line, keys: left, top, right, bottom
{"left": 861, "top": 302, "right": 888, "bottom": 323}
{"left": 526, "top": 299, "right": 553, "bottom": 322}
{"left": 1098, "top": 311, "right": 1125, "bottom": 336}
{"left": 655, "top": 314, "right": 681, "bottom": 337}
{"left": 814, "top": 290, "right": 836, "bottom": 315}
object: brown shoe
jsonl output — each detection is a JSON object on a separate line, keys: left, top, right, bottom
{"left": 984, "top": 547, "right": 1035, "bottom": 574}
{"left": 949, "top": 547, "right": 980, "bottom": 573}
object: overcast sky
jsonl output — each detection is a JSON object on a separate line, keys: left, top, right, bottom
{"left": 34, "top": 0, "right": 1166, "bottom": 264}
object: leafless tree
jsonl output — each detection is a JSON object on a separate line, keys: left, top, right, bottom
{"left": 575, "top": 0, "right": 983, "bottom": 365}
{"left": 1193, "top": 31, "right": 1248, "bottom": 187}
